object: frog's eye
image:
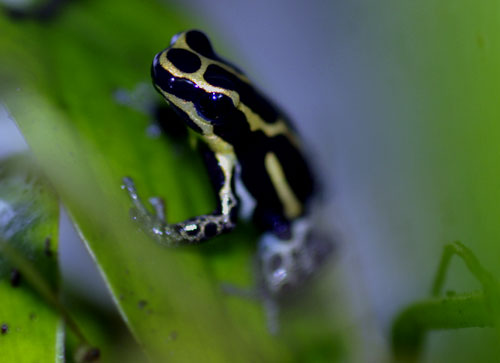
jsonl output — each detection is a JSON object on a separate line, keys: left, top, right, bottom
{"left": 185, "top": 30, "right": 215, "bottom": 58}
{"left": 196, "top": 92, "right": 234, "bottom": 124}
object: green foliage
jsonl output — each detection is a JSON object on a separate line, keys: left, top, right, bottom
{"left": 0, "top": 154, "right": 62, "bottom": 362}
{"left": 392, "top": 242, "right": 500, "bottom": 361}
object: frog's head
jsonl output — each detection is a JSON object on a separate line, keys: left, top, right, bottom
{"left": 258, "top": 223, "right": 334, "bottom": 297}
{"left": 151, "top": 30, "right": 243, "bottom": 137}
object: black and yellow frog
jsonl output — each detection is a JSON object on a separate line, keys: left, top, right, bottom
{"left": 123, "top": 31, "right": 333, "bottom": 322}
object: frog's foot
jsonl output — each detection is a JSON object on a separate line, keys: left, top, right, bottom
{"left": 258, "top": 219, "right": 335, "bottom": 296}
{"left": 122, "top": 177, "right": 184, "bottom": 246}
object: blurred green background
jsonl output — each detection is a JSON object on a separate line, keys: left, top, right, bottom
{"left": 1, "top": 0, "right": 500, "bottom": 362}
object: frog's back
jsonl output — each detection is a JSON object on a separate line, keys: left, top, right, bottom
{"left": 236, "top": 131, "right": 315, "bottom": 234}
{"left": 203, "top": 67, "right": 315, "bottom": 231}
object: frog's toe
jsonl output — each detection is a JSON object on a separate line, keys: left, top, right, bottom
{"left": 149, "top": 196, "right": 166, "bottom": 222}
{"left": 220, "top": 282, "right": 259, "bottom": 299}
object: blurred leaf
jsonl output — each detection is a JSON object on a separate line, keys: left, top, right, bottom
{"left": 0, "top": 154, "right": 63, "bottom": 362}
{"left": 379, "top": 2, "right": 500, "bottom": 359}
{"left": 64, "top": 297, "right": 147, "bottom": 363}
{"left": 392, "top": 242, "right": 500, "bottom": 361}
{"left": 0, "top": 0, "right": 341, "bottom": 361}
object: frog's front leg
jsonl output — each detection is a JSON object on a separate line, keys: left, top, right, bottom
{"left": 122, "top": 177, "right": 184, "bottom": 246}
{"left": 122, "top": 148, "right": 238, "bottom": 246}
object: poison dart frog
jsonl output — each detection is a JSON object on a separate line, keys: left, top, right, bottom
{"left": 123, "top": 30, "right": 333, "bottom": 329}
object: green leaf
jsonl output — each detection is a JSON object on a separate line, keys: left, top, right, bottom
{"left": 1, "top": 1, "right": 342, "bottom": 361}
{"left": 0, "top": 154, "right": 62, "bottom": 362}
{"left": 64, "top": 299, "right": 147, "bottom": 363}
{"left": 391, "top": 242, "right": 500, "bottom": 360}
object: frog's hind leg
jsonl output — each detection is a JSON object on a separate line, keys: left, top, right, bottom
{"left": 257, "top": 219, "right": 313, "bottom": 295}
{"left": 256, "top": 219, "right": 335, "bottom": 333}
